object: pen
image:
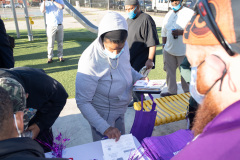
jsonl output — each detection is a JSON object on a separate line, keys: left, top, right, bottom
{"left": 102, "top": 136, "right": 108, "bottom": 140}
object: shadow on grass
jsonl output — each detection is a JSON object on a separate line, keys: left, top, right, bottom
{"left": 11, "top": 28, "right": 97, "bottom": 74}
{"left": 14, "top": 46, "right": 85, "bottom": 61}
{"left": 156, "top": 27, "right": 163, "bottom": 56}
{"left": 20, "top": 57, "right": 79, "bottom": 73}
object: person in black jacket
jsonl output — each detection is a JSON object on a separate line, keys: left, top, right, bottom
{"left": 0, "top": 79, "right": 67, "bottom": 160}
{"left": 0, "top": 18, "right": 14, "bottom": 68}
{"left": 0, "top": 67, "right": 68, "bottom": 152}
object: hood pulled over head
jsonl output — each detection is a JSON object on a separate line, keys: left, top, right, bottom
{"left": 98, "top": 11, "right": 128, "bottom": 38}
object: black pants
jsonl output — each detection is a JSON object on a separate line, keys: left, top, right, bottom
{"left": 188, "top": 97, "right": 198, "bottom": 129}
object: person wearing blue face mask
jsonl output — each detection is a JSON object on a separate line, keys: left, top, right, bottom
{"left": 76, "top": 12, "right": 148, "bottom": 142}
{"left": 125, "top": 0, "right": 159, "bottom": 72}
{"left": 170, "top": 0, "right": 182, "bottom": 12}
{"left": 160, "top": 0, "right": 194, "bottom": 97}
{"left": 125, "top": 0, "right": 159, "bottom": 106}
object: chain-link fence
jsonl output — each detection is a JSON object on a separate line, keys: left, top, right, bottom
{"left": 68, "top": 0, "right": 154, "bottom": 12}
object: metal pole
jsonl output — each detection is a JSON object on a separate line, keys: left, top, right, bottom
{"left": 10, "top": 0, "right": 20, "bottom": 38}
{"left": 108, "top": 0, "right": 110, "bottom": 10}
{"left": 22, "top": 0, "right": 33, "bottom": 41}
{"left": 120, "top": 0, "right": 121, "bottom": 11}
{"left": 144, "top": 0, "right": 145, "bottom": 12}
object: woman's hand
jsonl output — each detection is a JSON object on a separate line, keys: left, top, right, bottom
{"left": 140, "top": 76, "right": 149, "bottom": 82}
{"left": 27, "top": 123, "right": 40, "bottom": 139}
{"left": 104, "top": 127, "right": 121, "bottom": 142}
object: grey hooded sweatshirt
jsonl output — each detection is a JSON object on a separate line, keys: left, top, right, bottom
{"left": 75, "top": 11, "right": 143, "bottom": 135}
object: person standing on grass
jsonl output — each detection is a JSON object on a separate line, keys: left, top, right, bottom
{"left": 160, "top": 0, "right": 194, "bottom": 97}
{"left": 124, "top": 0, "right": 159, "bottom": 105}
{"left": 40, "top": 0, "right": 65, "bottom": 63}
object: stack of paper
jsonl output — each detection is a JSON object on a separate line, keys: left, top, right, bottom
{"left": 133, "top": 80, "right": 166, "bottom": 92}
{"left": 101, "top": 134, "right": 150, "bottom": 160}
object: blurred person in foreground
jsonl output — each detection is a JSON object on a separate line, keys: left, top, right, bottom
{"left": 0, "top": 67, "right": 68, "bottom": 152}
{"left": 0, "top": 78, "right": 66, "bottom": 160}
{"left": 172, "top": 0, "right": 240, "bottom": 159}
{"left": 75, "top": 11, "right": 147, "bottom": 142}
{"left": 160, "top": 0, "right": 194, "bottom": 97}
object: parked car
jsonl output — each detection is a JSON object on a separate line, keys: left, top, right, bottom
{"left": 116, "top": 1, "right": 124, "bottom": 10}
{"left": 109, "top": 1, "right": 125, "bottom": 10}
{"left": 4, "top": 4, "right": 11, "bottom": 8}
{"left": 0, "top": 4, "right": 6, "bottom": 8}
{"left": 183, "top": 0, "right": 193, "bottom": 8}
{"left": 15, "top": 3, "right": 23, "bottom": 8}
{"left": 30, "top": 2, "right": 40, "bottom": 7}
{"left": 140, "top": 1, "right": 153, "bottom": 12}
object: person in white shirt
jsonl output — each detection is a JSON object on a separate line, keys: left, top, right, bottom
{"left": 160, "top": 0, "right": 194, "bottom": 97}
{"left": 40, "top": 0, "right": 65, "bottom": 63}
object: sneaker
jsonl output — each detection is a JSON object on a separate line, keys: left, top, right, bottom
{"left": 47, "top": 59, "right": 53, "bottom": 63}
{"left": 160, "top": 92, "right": 176, "bottom": 97}
{"left": 59, "top": 58, "right": 65, "bottom": 62}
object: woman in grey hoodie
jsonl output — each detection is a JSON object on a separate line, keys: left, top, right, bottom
{"left": 75, "top": 11, "right": 146, "bottom": 141}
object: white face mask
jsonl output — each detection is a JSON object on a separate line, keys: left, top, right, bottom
{"left": 104, "top": 48, "right": 124, "bottom": 59}
{"left": 189, "top": 66, "right": 205, "bottom": 104}
{"left": 14, "top": 114, "right": 21, "bottom": 137}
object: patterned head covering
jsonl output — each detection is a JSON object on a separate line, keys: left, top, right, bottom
{"left": 183, "top": 0, "right": 240, "bottom": 54}
{"left": 0, "top": 77, "right": 30, "bottom": 129}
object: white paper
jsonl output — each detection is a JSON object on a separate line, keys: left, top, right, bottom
{"left": 133, "top": 80, "right": 166, "bottom": 92}
{"left": 129, "top": 147, "right": 151, "bottom": 160}
{"left": 101, "top": 134, "right": 137, "bottom": 160}
{"left": 133, "top": 80, "right": 149, "bottom": 87}
{"left": 147, "top": 80, "right": 166, "bottom": 88}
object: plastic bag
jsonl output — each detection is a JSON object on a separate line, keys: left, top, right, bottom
{"left": 139, "top": 62, "right": 154, "bottom": 77}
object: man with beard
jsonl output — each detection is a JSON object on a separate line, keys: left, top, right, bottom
{"left": 172, "top": 0, "right": 240, "bottom": 159}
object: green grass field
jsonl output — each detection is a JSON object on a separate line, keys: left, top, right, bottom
{"left": 8, "top": 27, "right": 181, "bottom": 98}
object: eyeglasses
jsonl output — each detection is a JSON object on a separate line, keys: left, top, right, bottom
{"left": 198, "top": 54, "right": 227, "bottom": 94}
{"left": 193, "top": 0, "right": 235, "bottom": 56}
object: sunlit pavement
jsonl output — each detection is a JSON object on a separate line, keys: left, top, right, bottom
{"left": 3, "top": 7, "right": 165, "bottom": 31}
